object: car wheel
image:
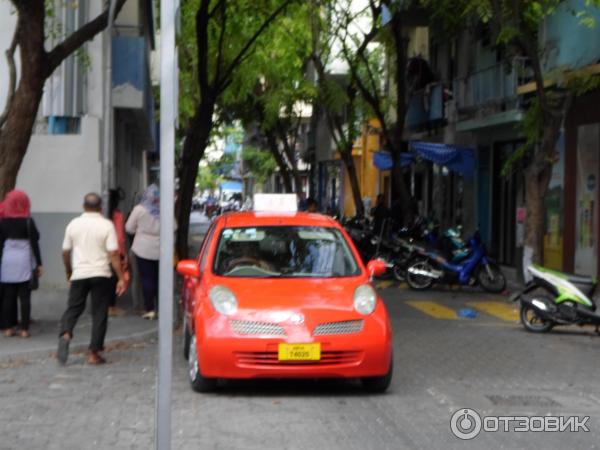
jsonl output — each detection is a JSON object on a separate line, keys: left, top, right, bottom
{"left": 182, "top": 316, "right": 191, "bottom": 360}
{"left": 362, "top": 356, "right": 393, "bottom": 393}
{"left": 188, "top": 333, "right": 218, "bottom": 393}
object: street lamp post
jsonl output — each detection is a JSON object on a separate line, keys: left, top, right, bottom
{"left": 157, "top": 0, "right": 176, "bottom": 448}
{"left": 101, "top": 0, "right": 118, "bottom": 217}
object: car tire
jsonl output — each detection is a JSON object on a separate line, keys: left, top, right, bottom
{"left": 362, "top": 356, "right": 393, "bottom": 393}
{"left": 182, "top": 316, "right": 191, "bottom": 361}
{"left": 188, "top": 333, "right": 218, "bottom": 393}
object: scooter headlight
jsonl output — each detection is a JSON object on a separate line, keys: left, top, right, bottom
{"left": 209, "top": 286, "right": 238, "bottom": 315}
{"left": 354, "top": 284, "right": 377, "bottom": 315}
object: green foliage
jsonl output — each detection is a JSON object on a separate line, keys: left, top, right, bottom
{"left": 178, "top": 0, "right": 307, "bottom": 131}
{"left": 196, "top": 165, "right": 219, "bottom": 191}
{"left": 567, "top": 73, "right": 600, "bottom": 96}
{"left": 242, "top": 146, "right": 277, "bottom": 184}
{"left": 502, "top": 98, "right": 542, "bottom": 177}
{"left": 195, "top": 151, "right": 237, "bottom": 190}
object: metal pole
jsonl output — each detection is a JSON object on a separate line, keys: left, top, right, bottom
{"left": 102, "top": 0, "right": 118, "bottom": 216}
{"left": 157, "top": 0, "right": 176, "bottom": 448}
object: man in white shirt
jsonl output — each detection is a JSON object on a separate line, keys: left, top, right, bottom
{"left": 57, "top": 193, "right": 128, "bottom": 365}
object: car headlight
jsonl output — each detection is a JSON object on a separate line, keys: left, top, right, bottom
{"left": 209, "top": 285, "right": 238, "bottom": 315}
{"left": 354, "top": 284, "right": 377, "bottom": 315}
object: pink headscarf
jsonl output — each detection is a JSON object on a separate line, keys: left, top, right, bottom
{"left": 3, "top": 190, "right": 31, "bottom": 218}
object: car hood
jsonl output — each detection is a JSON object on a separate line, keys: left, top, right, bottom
{"left": 221, "top": 277, "right": 367, "bottom": 314}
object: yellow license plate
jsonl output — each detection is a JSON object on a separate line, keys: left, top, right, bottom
{"left": 278, "top": 343, "right": 321, "bottom": 361}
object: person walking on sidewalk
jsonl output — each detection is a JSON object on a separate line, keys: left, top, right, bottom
{"left": 57, "top": 193, "right": 127, "bottom": 365}
{"left": 126, "top": 184, "right": 160, "bottom": 320}
{"left": 0, "top": 190, "right": 43, "bottom": 338}
{"left": 108, "top": 188, "right": 130, "bottom": 317}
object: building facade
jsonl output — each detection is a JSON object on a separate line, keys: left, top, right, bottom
{"left": 0, "top": 0, "right": 156, "bottom": 285}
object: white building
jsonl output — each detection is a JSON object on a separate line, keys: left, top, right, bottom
{"left": 0, "top": 0, "right": 157, "bottom": 285}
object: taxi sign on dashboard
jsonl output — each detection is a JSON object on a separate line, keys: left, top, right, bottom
{"left": 253, "top": 194, "right": 298, "bottom": 213}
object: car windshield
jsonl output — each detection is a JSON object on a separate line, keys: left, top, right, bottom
{"left": 212, "top": 226, "right": 360, "bottom": 278}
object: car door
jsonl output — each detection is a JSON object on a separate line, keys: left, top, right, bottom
{"left": 182, "top": 223, "right": 216, "bottom": 328}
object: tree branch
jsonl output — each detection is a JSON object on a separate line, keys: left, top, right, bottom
{"left": 46, "top": 0, "right": 127, "bottom": 75}
{"left": 217, "top": 0, "right": 294, "bottom": 92}
{"left": 214, "top": 0, "right": 228, "bottom": 86}
{"left": 208, "top": 0, "right": 227, "bottom": 19}
{"left": 196, "top": 0, "right": 211, "bottom": 95}
{"left": 0, "top": 16, "right": 20, "bottom": 129}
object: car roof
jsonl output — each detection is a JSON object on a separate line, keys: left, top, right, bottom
{"left": 217, "top": 212, "right": 341, "bottom": 228}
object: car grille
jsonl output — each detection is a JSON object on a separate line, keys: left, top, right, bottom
{"left": 229, "top": 320, "right": 286, "bottom": 336}
{"left": 235, "top": 350, "right": 363, "bottom": 366}
{"left": 313, "top": 320, "right": 364, "bottom": 336}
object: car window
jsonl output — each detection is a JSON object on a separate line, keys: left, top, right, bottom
{"left": 198, "top": 224, "right": 216, "bottom": 271}
{"left": 212, "top": 226, "right": 360, "bottom": 278}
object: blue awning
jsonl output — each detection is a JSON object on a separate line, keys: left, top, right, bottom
{"left": 373, "top": 151, "right": 393, "bottom": 170}
{"left": 373, "top": 151, "right": 414, "bottom": 170}
{"left": 410, "top": 141, "right": 475, "bottom": 178}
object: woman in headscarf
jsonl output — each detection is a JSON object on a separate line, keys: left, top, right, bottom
{"left": 0, "top": 190, "right": 43, "bottom": 337}
{"left": 126, "top": 184, "right": 160, "bottom": 319}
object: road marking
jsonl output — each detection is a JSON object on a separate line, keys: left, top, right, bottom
{"left": 375, "top": 280, "right": 394, "bottom": 290}
{"left": 397, "top": 282, "right": 408, "bottom": 290}
{"left": 467, "top": 301, "right": 519, "bottom": 322}
{"left": 406, "top": 301, "right": 458, "bottom": 320}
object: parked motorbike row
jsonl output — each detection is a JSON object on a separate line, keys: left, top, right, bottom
{"left": 341, "top": 216, "right": 507, "bottom": 294}
{"left": 342, "top": 214, "right": 600, "bottom": 335}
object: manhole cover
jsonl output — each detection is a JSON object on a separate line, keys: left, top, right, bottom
{"left": 486, "top": 394, "right": 561, "bottom": 407}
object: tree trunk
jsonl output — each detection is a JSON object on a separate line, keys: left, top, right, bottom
{"left": 0, "top": 2, "right": 46, "bottom": 198}
{"left": 339, "top": 148, "right": 364, "bottom": 217}
{"left": 522, "top": 112, "right": 563, "bottom": 275}
{"left": 176, "top": 101, "right": 215, "bottom": 259}
{"left": 265, "top": 131, "right": 293, "bottom": 193}
{"left": 389, "top": 9, "right": 412, "bottom": 222}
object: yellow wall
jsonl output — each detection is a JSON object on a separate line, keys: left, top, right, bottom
{"left": 341, "top": 119, "right": 382, "bottom": 216}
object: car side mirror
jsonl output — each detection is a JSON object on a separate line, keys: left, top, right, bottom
{"left": 367, "top": 259, "right": 387, "bottom": 279}
{"left": 176, "top": 260, "right": 200, "bottom": 278}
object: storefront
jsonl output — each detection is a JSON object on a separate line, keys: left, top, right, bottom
{"left": 564, "top": 89, "right": 600, "bottom": 276}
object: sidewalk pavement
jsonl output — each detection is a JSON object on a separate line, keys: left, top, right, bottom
{"left": 0, "top": 287, "right": 157, "bottom": 362}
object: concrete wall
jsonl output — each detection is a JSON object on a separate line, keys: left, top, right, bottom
{"left": 17, "top": 116, "right": 103, "bottom": 212}
{"left": 543, "top": 0, "right": 600, "bottom": 71}
{"left": 116, "top": 0, "right": 140, "bottom": 28}
{"left": 31, "top": 212, "right": 77, "bottom": 288}
{"left": 0, "top": 1, "right": 18, "bottom": 113}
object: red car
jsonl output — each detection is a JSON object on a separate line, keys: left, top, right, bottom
{"left": 177, "top": 211, "right": 393, "bottom": 392}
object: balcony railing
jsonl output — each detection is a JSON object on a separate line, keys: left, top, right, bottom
{"left": 406, "top": 82, "right": 445, "bottom": 129}
{"left": 453, "top": 58, "right": 530, "bottom": 111}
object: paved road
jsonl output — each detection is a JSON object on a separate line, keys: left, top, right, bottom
{"left": 1, "top": 284, "right": 599, "bottom": 449}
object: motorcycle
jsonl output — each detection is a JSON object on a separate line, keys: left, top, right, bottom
{"left": 511, "top": 264, "right": 600, "bottom": 333}
{"left": 404, "top": 230, "right": 506, "bottom": 293}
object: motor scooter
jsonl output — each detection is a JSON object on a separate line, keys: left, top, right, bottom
{"left": 405, "top": 231, "right": 506, "bottom": 293}
{"left": 511, "top": 264, "right": 600, "bottom": 333}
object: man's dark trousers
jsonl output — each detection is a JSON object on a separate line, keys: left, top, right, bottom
{"left": 59, "top": 277, "right": 113, "bottom": 352}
